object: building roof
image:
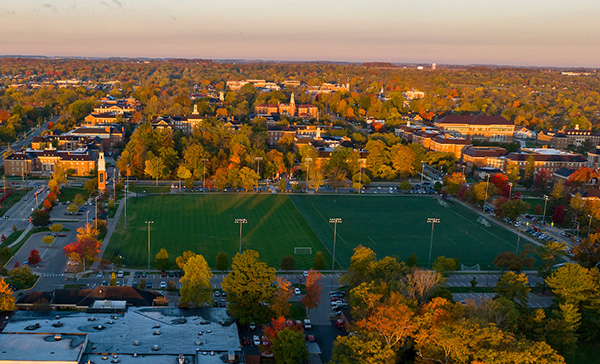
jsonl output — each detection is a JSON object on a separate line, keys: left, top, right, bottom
{"left": 553, "top": 168, "right": 576, "bottom": 179}
{"left": 0, "top": 333, "right": 87, "bottom": 363}
{"left": 462, "top": 146, "right": 507, "bottom": 158}
{"left": 507, "top": 152, "right": 587, "bottom": 163}
{"left": 431, "top": 135, "right": 470, "bottom": 145}
{"left": 18, "top": 286, "right": 161, "bottom": 307}
{"left": 4, "top": 152, "right": 32, "bottom": 161}
{"left": 436, "top": 115, "right": 513, "bottom": 126}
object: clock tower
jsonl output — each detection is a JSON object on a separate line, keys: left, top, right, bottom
{"left": 98, "top": 152, "right": 106, "bottom": 192}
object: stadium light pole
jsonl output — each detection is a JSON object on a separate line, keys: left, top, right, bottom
{"left": 420, "top": 162, "right": 425, "bottom": 184}
{"left": 94, "top": 196, "right": 99, "bottom": 231}
{"left": 145, "top": 221, "right": 154, "bottom": 270}
{"left": 427, "top": 218, "right": 440, "bottom": 269}
{"left": 305, "top": 158, "right": 312, "bottom": 192}
{"left": 588, "top": 215, "right": 593, "bottom": 240}
{"left": 542, "top": 195, "right": 549, "bottom": 226}
{"left": 329, "top": 218, "right": 342, "bottom": 271}
{"left": 235, "top": 218, "right": 247, "bottom": 254}
{"left": 508, "top": 182, "right": 513, "bottom": 200}
{"left": 255, "top": 157, "right": 263, "bottom": 192}
{"left": 358, "top": 159, "right": 366, "bottom": 194}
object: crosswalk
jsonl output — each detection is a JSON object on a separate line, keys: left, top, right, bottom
{"left": 43, "top": 273, "right": 65, "bottom": 277}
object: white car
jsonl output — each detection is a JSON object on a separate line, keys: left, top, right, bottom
{"left": 159, "top": 281, "right": 167, "bottom": 289}
{"left": 303, "top": 318, "right": 312, "bottom": 330}
{"left": 117, "top": 271, "right": 124, "bottom": 278}
{"left": 294, "top": 288, "right": 301, "bottom": 295}
{"left": 253, "top": 335, "right": 260, "bottom": 346}
{"left": 303, "top": 271, "right": 309, "bottom": 277}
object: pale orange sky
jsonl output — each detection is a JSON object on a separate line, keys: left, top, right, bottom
{"left": 1, "top": 0, "right": 599, "bottom": 67}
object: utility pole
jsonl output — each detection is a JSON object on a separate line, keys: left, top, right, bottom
{"left": 542, "top": 195, "right": 549, "bottom": 226}
{"left": 483, "top": 174, "right": 490, "bottom": 212}
{"left": 358, "top": 159, "right": 366, "bottom": 194}
{"left": 234, "top": 218, "right": 247, "bottom": 254}
{"left": 588, "top": 215, "right": 593, "bottom": 240}
{"left": 427, "top": 218, "right": 440, "bottom": 269}
{"left": 329, "top": 218, "right": 342, "bottom": 270}
{"left": 201, "top": 159, "right": 208, "bottom": 192}
{"left": 125, "top": 165, "right": 129, "bottom": 230}
{"left": 145, "top": 221, "right": 154, "bottom": 270}
{"left": 305, "top": 158, "right": 312, "bottom": 192}
{"left": 95, "top": 197, "right": 99, "bottom": 230}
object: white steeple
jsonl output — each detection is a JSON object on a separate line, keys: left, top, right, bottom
{"left": 290, "top": 92, "right": 295, "bottom": 105}
{"left": 192, "top": 104, "right": 199, "bottom": 115}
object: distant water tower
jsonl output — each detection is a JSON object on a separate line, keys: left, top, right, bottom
{"left": 432, "top": 63, "right": 437, "bottom": 70}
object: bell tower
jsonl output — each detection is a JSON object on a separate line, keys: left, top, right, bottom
{"left": 98, "top": 152, "right": 106, "bottom": 192}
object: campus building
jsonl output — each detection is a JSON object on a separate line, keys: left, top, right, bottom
{"left": 434, "top": 115, "right": 515, "bottom": 142}
{"left": 537, "top": 125, "right": 600, "bottom": 149}
{"left": 4, "top": 149, "right": 96, "bottom": 177}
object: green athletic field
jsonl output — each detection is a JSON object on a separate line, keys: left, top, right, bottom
{"left": 105, "top": 194, "right": 330, "bottom": 270}
{"left": 105, "top": 194, "right": 522, "bottom": 270}
{"left": 289, "top": 195, "right": 522, "bottom": 269}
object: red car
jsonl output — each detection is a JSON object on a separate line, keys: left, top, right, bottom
{"left": 242, "top": 337, "right": 250, "bottom": 346}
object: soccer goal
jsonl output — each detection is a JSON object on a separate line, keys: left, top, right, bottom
{"left": 461, "top": 264, "right": 481, "bottom": 271}
{"left": 294, "top": 247, "right": 313, "bottom": 255}
{"left": 476, "top": 216, "right": 491, "bottom": 227}
{"left": 438, "top": 199, "right": 449, "bottom": 208}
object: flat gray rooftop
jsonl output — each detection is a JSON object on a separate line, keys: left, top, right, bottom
{"left": 0, "top": 333, "right": 86, "bottom": 363}
{"left": 82, "top": 353, "right": 229, "bottom": 364}
{"left": 4, "top": 307, "right": 241, "bottom": 356}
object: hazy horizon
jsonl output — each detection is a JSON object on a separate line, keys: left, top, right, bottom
{"left": 2, "top": 0, "right": 599, "bottom": 68}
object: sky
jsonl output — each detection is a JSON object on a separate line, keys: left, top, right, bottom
{"left": 1, "top": 0, "right": 600, "bottom": 67}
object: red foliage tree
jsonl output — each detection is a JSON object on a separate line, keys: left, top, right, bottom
{"left": 533, "top": 169, "right": 551, "bottom": 194}
{"left": 1, "top": 234, "right": 5, "bottom": 243}
{"left": 63, "top": 242, "right": 82, "bottom": 257}
{"left": 535, "top": 204, "right": 542, "bottom": 215}
{"left": 42, "top": 199, "right": 53, "bottom": 211}
{"left": 552, "top": 205, "right": 565, "bottom": 224}
{"left": 567, "top": 167, "right": 597, "bottom": 188}
{"left": 261, "top": 316, "right": 303, "bottom": 354}
{"left": 491, "top": 174, "right": 510, "bottom": 198}
{"left": 28, "top": 249, "right": 41, "bottom": 265}
{"left": 301, "top": 270, "right": 323, "bottom": 313}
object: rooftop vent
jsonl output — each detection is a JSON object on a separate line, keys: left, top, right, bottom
{"left": 54, "top": 334, "right": 62, "bottom": 341}
{"left": 152, "top": 345, "right": 159, "bottom": 351}
{"left": 133, "top": 353, "right": 138, "bottom": 357}
{"left": 153, "top": 330, "right": 160, "bottom": 336}
{"left": 133, "top": 341, "right": 140, "bottom": 346}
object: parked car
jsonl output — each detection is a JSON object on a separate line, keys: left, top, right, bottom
{"left": 294, "top": 288, "right": 301, "bottom": 295}
{"left": 133, "top": 271, "right": 140, "bottom": 278}
{"left": 303, "top": 318, "right": 312, "bottom": 330}
{"left": 117, "top": 271, "right": 124, "bottom": 278}
{"left": 249, "top": 322, "right": 256, "bottom": 331}
{"left": 253, "top": 335, "right": 260, "bottom": 346}
{"left": 242, "top": 337, "right": 251, "bottom": 346}
{"left": 146, "top": 282, "right": 153, "bottom": 289}
{"left": 96, "top": 272, "right": 103, "bottom": 278}
{"left": 335, "top": 319, "right": 345, "bottom": 329}
{"left": 159, "top": 281, "right": 167, "bottom": 289}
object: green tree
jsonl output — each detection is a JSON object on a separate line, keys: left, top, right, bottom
{"left": 278, "top": 179, "right": 287, "bottom": 192}
{"left": 432, "top": 256, "right": 459, "bottom": 276}
{"left": 156, "top": 248, "right": 169, "bottom": 270}
{"left": 536, "top": 241, "right": 566, "bottom": 293}
{"left": 546, "top": 263, "right": 599, "bottom": 306}
{"left": 216, "top": 251, "right": 229, "bottom": 272}
{"left": 179, "top": 254, "right": 213, "bottom": 307}
{"left": 66, "top": 204, "right": 79, "bottom": 214}
{"left": 271, "top": 327, "right": 309, "bottom": 364}
{"left": 507, "top": 163, "right": 520, "bottom": 184}
{"left": 9, "top": 265, "right": 36, "bottom": 288}
{"left": 406, "top": 253, "right": 418, "bottom": 267}
{"left": 32, "top": 209, "right": 50, "bottom": 227}
{"left": 523, "top": 156, "right": 535, "bottom": 189}
{"left": 499, "top": 199, "right": 530, "bottom": 221}
{"left": 312, "top": 251, "right": 326, "bottom": 270}
{"left": 84, "top": 178, "right": 98, "bottom": 194}
{"left": 495, "top": 271, "right": 531, "bottom": 307}
{"left": 145, "top": 153, "right": 167, "bottom": 186}
{"left": 221, "top": 250, "right": 276, "bottom": 324}
{"left": 0, "top": 278, "right": 17, "bottom": 311}
{"left": 547, "top": 303, "right": 581, "bottom": 356}
{"left": 340, "top": 245, "right": 377, "bottom": 288}
{"left": 280, "top": 255, "right": 296, "bottom": 270}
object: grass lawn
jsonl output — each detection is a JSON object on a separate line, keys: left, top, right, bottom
{"left": 58, "top": 186, "right": 89, "bottom": 203}
{"left": 290, "top": 195, "right": 522, "bottom": 269}
{"left": 0, "top": 189, "right": 31, "bottom": 216}
{"left": 129, "top": 185, "right": 171, "bottom": 194}
{"left": 105, "top": 194, "right": 331, "bottom": 270}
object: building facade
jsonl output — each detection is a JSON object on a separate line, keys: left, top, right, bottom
{"left": 434, "top": 115, "right": 515, "bottom": 142}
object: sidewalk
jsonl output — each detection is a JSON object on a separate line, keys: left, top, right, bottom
{"left": 7, "top": 223, "right": 33, "bottom": 248}
{"left": 91, "top": 197, "right": 125, "bottom": 270}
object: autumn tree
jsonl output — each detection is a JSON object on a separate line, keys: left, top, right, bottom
{"left": 312, "top": 251, "right": 325, "bottom": 270}
{"left": 546, "top": 263, "right": 599, "bottom": 306}
{"left": 432, "top": 256, "right": 459, "bottom": 276}
{"left": 405, "top": 269, "right": 444, "bottom": 304}
{"left": 175, "top": 250, "right": 196, "bottom": 270}
{"left": 156, "top": 248, "right": 169, "bottom": 270}
{"left": 536, "top": 241, "right": 567, "bottom": 293}
{"left": 271, "top": 327, "right": 309, "bottom": 364}
{"left": 272, "top": 277, "right": 292, "bottom": 318}
{"left": 49, "top": 223, "right": 63, "bottom": 233}
{"left": 110, "top": 272, "right": 116, "bottom": 286}
{"left": 42, "top": 235, "right": 54, "bottom": 245}
{"left": 332, "top": 331, "right": 396, "bottom": 364}
{"left": 498, "top": 198, "right": 530, "bottom": 221}
{"left": 28, "top": 249, "right": 41, "bottom": 266}
{"left": 495, "top": 271, "right": 530, "bottom": 307}
{"left": 0, "top": 278, "right": 16, "bottom": 311}
{"left": 573, "top": 233, "right": 600, "bottom": 268}
{"left": 179, "top": 254, "right": 213, "bottom": 307}
{"left": 340, "top": 245, "right": 377, "bottom": 288}
{"left": 301, "top": 269, "right": 323, "bottom": 314}
{"left": 145, "top": 152, "right": 167, "bottom": 186}
{"left": 222, "top": 250, "right": 276, "bottom": 324}
{"left": 494, "top": 246, "right": 535, "bottom": 273}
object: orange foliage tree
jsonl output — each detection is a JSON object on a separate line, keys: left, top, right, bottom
{"left": 301, "top": 269, "right": 323, "bottom": 314}
{"left": 272, "top": 277, "right": 292, "bottom": 318}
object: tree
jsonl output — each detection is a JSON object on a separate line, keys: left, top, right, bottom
{"left": 238, "top": 166, "right": 259, "bottom": 191}
{"left": 302, "top": 269, "right": 323, "bottom": 313}
{"left": 312, "top": 251, "right": 325, "bottom": 270}
{"left": 110, "top": 272, "right": 117, "bottom": 286}
{"left": 523, "top": 155, "right": 535, "bottom": 189}
{"left": 32, "top": 209, "right": 50, "bottom": 227}
{"left": 216, "top": 251, "right": 229, "bottom": 272}
{"left": 9, "top": 265, "right": 36, "bottom": 288}
{"left": 280, "top": 255, "right": 296, "bottom": 270}
{"left": 406, "top": 253, "right": 418, "bottom": 267}
{"left": 494, "top": 247, "right": 535, "bottom": 273}
{"left": 340, "top": 245, "right": 377, "bottom": 288}
{"left": 552, "top": 205, "right": 566, "bottom": 224}
{"left": 547, "top": 303, "right": 582, "bottom": 356}
{"left": 536, "top": 241, "right": 567, "bottom": 292}
{"left": 84, "top": 179, "right": 98, "bottom": 195}
{"left": 405, "top": 269, "right": 444, "bottom": 304}
{"left": 533, "top": 169, "right": 551, "bottom": 194}
{"left": 271, "top": 327, "right": 309, "bottom": 364}
{"left": 498, "top": 198, "right": 530, "bottom": 221}
{"left": 432, "top": 256, "right": 459, "bottom": 275}
{"left": 535, "top": 203, "right": 542, "bottom": 214}
{"left": 73, "top": 194, "right": 85, "bottom": 206}
{"left": 28, "top": 249, "right": 41, "bottom": 266}
{"left": 550, "top": 180, "right": 565, "bottom": 200}
{"left": 42, "top": 235, "right": 54, "bottom": 245}
{"left": 272, "top": 277, "right": 292, "bottom": 317}
{"left": 175, "top": 250, "right": 196, "bottom": 270}
{"left": 471, "top": 181, "right": 498, "bottom": 204}
{"left": 573, "top": 233, "right": 600, "bottom": 268}
{"left": 332, "top": 331, "right": 396, "bottom": 364}
{"left": 66, "top": 204, "right": 78, "bottom": 214}
{"left": 507, "top": 163, "right": 520, "bottom": 184}
{"left": 49, "top": 223, "right": 63, "bottom": 233}
{"left": 156, "top": 248, "right": 169, "bottom": 270}
{"left": 221, "top": 250, "right": 276, "bottom": 324}
{"left": 495, "top": 271, "right": 530, "bottom": 306}
{"left": 0, "top": 278, "right": 16, "bottom": 311}
{"left": 278, "top": 179, "right": 286, "bottom": 192}
{"left": 546, "top": 263, "right": 599, "bottom": 306}
{"left": 179, "top": 254, "right": 213, "bottom": 307}
{"left": 145, "top": 153, "right": 167, "bottom": 186}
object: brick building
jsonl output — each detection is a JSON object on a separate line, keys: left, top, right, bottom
{"left": 434, "top": 115, "right": 515, "bottom": 142}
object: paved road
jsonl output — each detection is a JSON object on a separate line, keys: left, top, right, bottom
{"left": 0, "top": 187, "right": 47, "bottom": 238}
{"left": 453, "top": 292, "right": 554, "bottom": 308}
{"left": 446, "top": 272, "right": 545, "bottom": 287}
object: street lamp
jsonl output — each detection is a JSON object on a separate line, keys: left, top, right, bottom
{"left": 145, "top": 221, "right": 154, "bottom": 269}
{"left": 94, "top": 196, "right": 99, "bottom": 230}
{"left": 255, "top": 157, "right": 263, "bottom": 192}
{"left": 86, "top": 211, "right": 89, "bottom": 225}
{"left": 542, "top": 195, "right": 549, "bottom": 226}
{"left": 305, "top": 158, "right": 312, "bottom": 192}
{"left": 508, "top": 182, "right": 513, "bottom": 200}
{"left": 588, "top": 215, "right": 593, "bottom": 240}
{"left": 235, "top": 218, "right": 247, "bottom": 254}
{"left": 483, "top": 174, "right": 490, "bottom": 212}
{"left": 329, "top": 218, "right": 342, "bottom": 270}
{"left": 427, "top": 218, "right": 440, "bottom": 269}
{"left": 420, "top": 162, "right": 425, "bottom": 184}
{"left": 358, "top": 159, "right": 366, "bottom": 194}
